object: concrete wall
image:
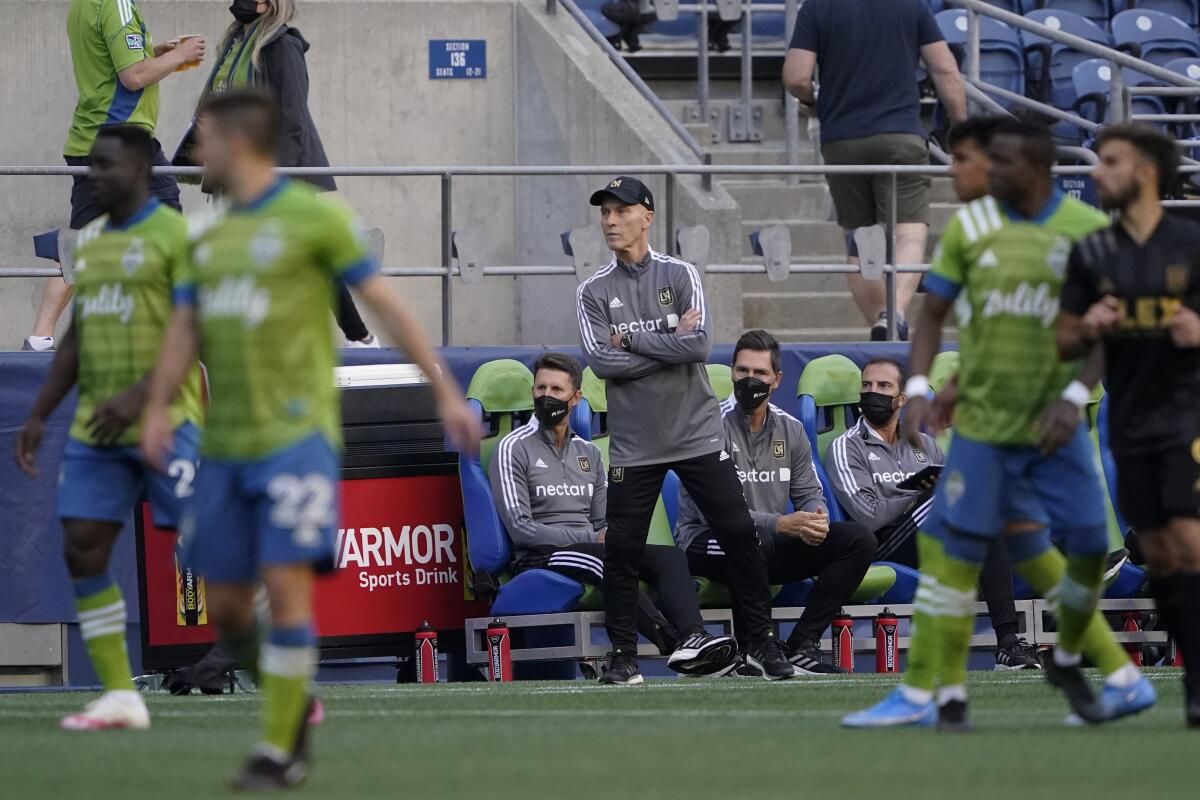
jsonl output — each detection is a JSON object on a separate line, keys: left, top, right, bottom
{"left": 0, "top": 0, "right": 740, "bottom": 349}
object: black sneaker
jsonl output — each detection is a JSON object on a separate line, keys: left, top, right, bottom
{"left": 937, "top": 699, "right": 973, "bottom": 733}
{"left": 1044, "top": 655, "right": 1101, "bottom": 723}
{"left": 870, "top": 312, "right": 889, "bottom": 341}
{"left": 666, "top": 632, "right": 738, "bottom": 676}
{"left": 598, "top": 651, "right": 643, "bottom": 686}
{"left": 787, "top": 640, "right": 847, "bottom": 675}
{"left": 743, "top": 636, "right": 794, "bottom": 681}
{"left": 229, "top": 750, "right": 307, "bottom": 792}
{"left": 1104, "top": 548, "right": 1130, "bottom": 585}
{"left": 994, "top": 636, "right": 1041, "bottom": 671}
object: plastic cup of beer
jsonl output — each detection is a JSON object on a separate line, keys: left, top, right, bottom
{"left": 174, "top": 34, "right": 203, "bottom": 72}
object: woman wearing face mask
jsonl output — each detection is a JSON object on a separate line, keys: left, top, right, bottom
{"left": 174, "top": 0, "right": 377, "bottom": 346}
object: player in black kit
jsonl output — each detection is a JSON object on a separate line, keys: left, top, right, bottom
{"left": 1057, "top": 123, "right": 1200, "bottom": 726}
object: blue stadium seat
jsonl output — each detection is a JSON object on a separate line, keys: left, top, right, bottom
{"left": 570, "top": 396, "right": 593, "bottom": 441}
{"left": 1113, "top": 9, "right": 1200, "bottom": 67}
{"left": 874, "top": 562, "right": 922, "bottom": 604}
{"left": 1071, "top": 58, "right": 1167, "bottom": 129}
{"left": 1041, "top": 0, "right": 1116, "bottom": 31}
{"left": 797, "top": 394, "right": 848, "bottom": 524}
{"left": 1130, "top": 0, "right": 1200, "bottom": 27}
{"left": 1166, "top": 54, "right": 1200, "bottom": 78}
{"left": 1024, "top": 10, "right": 1114, "bottom": 110}
{"left": 662, "top": 469, "right": 681, "bottom": 533}
{"left": 937, "top": 10, "right": 1027, "bottom": 102}
{"left": 575, "top": 0, "right": 621, "bottom": 39}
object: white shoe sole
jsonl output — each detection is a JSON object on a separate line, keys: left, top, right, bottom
{"left": 666, "top": 638, "right": 737, "bottom": 676}
{"left": 743, "top": 656, "right": 793, "bottom": 681}
{"left": 598, "top": 674, "right": 644, "bottom": 686}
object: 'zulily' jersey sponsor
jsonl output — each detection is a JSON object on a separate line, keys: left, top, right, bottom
{"left": 175, "top": 179, "right": 376, "bottom": 460}
{"left": 923, "top": 191, "right": 1108, "bottom": 445}
{"left": 71, "top": 199, "right": 202, "bottom": 446}
{"left": 576, "top": 250, "right": 724, "bottom": 467}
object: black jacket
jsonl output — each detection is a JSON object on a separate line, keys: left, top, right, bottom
{"left": 258, "top": 26, "right": 336, "bottom": 191}
{"left": 175, "top": 25, "right": 335, "bottom": 192}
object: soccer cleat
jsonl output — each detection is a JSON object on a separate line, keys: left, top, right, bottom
{"left": 60, "top": 690, "right": 150, "bottom": 731}
{"left": 936, "top": 700, "right": 974, "bottom": 733}
{"left": 229, "top": 751, "right": 307, "bottom": 792}
{"left": 994, "top": 637, "right": 1041, "bottom": 671}
{"left": 787, "top": 641, "right": 847, "bottom": 675}
{"left": 743, "top": 636, "right": 794, "bottom": 681}
{"left": 1044, "top": 657, "right": 1102, "bottom": 723}
{"left": 306, "top": 697, "right": 325, "bottom": 727}
{"left": 1103, "top": 548, "right": 1130, "bottom": 585}
{"left": 666, "top": 632, "right": 738, "bottom": 676}
{"left": 842, "top": 687, "right": 936, "bottom": 728}
{"left": 1091, "top": 675, "right": 1157, "bottom": 723}
{"left": 598, "top": 652, "right": 644, "bottom": 686}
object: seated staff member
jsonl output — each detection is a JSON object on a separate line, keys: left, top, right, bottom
{"left": 487, "top": 352, "right": 738, "bottom": 681}
{"left": 826, "top": 357, "right": 1039, "bottom": 670}
{"left": 675, "top": 330, "right": 876, "bottom": 675}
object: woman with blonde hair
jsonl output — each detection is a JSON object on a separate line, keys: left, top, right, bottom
{"left": 176, "top": 0, "right": 377, "bottom": 346}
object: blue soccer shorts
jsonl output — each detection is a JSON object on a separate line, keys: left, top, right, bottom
{"left": 58, "top": 421, "right": 201, "bottom": 529}
{"left": 179, "top": 433, "right": 340, "bottom": 584}
{"left": 922, "top": 425, "right": 1108, "bottom": 553}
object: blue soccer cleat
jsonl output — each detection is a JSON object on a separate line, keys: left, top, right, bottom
{"left": 1090, "top": 676, "right": 1157, "bottom": 723}
{"left": 842, "top": 687, "right": 936, "bottom": 729}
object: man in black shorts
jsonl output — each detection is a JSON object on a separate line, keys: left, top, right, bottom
{"left": 1058, "top": 123, "right": 1200, "bottom": 726}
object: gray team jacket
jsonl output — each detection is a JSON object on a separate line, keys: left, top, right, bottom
{"left": 487, "top": 418, "right": 607, "bottom": 557}
{"left": 675, "top": 399, "right": 827, "bottom": 550}
{"left": 825, "top": 418, "right": 944, "bottom": 533}
{"left": 575, "top": 249, "right": 725, "bottom": 468}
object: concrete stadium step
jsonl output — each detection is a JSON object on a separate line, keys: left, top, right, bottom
{"left": 708, "top": 145, "right": 794, "bottom": 167}
{"left": 744, "top": 291, "right": 863, "bottom": 330}
{"left": 738, "top": 218, "right": 847, "bottom": 257}
{"left": 719, "top": 179, "right": 831, "bottom": 222}
{"left": 930, "top": 201, "right": 962, "bottom": 232}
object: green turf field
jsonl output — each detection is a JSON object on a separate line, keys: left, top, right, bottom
{"left": 0, "top": 670, "right": 1193, "bottom": 799}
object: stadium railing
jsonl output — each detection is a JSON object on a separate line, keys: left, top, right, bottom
{"left": 12, "top": 161, "right": 1196, "bottom": 345}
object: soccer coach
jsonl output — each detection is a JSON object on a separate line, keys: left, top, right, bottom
{"left": 576, "top": 176, "right": 792, "bottom": 683}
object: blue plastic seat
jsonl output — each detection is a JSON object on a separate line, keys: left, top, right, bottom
{"left": 1071, "top": 58, "right": 1168, "bottom": 130}
{"left": 1113, "top": 8, "right": 1200, "bottom": 67}
{"left": 575, "top": 0, "right": 621, "bottom": 38}
{"left": 1024, "top": 9, "right": 1114, "bottom": 112}
{"left": 1130, "top": 0, "right": 1200, "bottom": 27}
{"left": 1041, "top": 0, "right": 1115, "bottom": 31}
{"left": 937, "top": 10, "right": 1027, "bottom": 103}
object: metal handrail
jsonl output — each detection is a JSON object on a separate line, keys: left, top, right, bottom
{"left": 551, "top": 0, "right": 708, "bottom": 162}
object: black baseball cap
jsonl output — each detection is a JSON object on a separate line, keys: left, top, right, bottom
{"left": 589, "top": 176, "right": 654, "bottom": 211}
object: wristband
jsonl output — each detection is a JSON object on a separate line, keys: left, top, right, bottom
{"left": 1061, "top": 380, "right": 1089, "bottom": 410}
{"left": 904, "top": 375, "right": 931, "bottom": 398}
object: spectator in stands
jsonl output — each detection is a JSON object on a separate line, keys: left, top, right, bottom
{"left": 675, "top": 330, "right": 876, "bottom": 674}
{"left": 174, "top": 0, "right": 376, "bottom": 347}
{"left": 825, "top": 358, "right": 1039, "bottom": 670}
{"left": 488, "top": 352, "right": 738, "bottom": 679}
{"left": 783, "top": 0, "right": 966, "bottom": 341}
{"left": 602, "top": 1, "right": 738, "bottom": 53}
{"left": 27, "top": 2, "right": 206, "bottom": 351}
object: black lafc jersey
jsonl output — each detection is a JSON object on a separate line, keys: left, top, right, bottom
{"left": 1062, "top": 212, "right": 1200, "bottom": 455}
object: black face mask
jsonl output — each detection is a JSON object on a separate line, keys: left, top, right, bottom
{"left": 229, "top": 0, "right": 263, "bottom": 24}
{"left": 859, "top": 392, "right": 898, "bottom": 426}
{"left": 733, "top": 377, "right": 771, "bottom": 411}
{"left": 534, "top": 395, "right": 571, "bottom": 428}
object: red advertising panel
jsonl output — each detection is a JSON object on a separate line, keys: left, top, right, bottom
{"left": 140, "top": 472, "right": 485, "bottom": 651}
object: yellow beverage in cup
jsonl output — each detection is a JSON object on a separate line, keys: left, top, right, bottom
{"left": 174, "top": 34, "right": 202, "bottom": 72}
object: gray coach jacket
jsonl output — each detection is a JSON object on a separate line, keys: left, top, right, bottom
{"left": 675, "top": 400, "right": 828, "bottom": 550}
{"left": 487, "top": 419, "right": 607, "bottom": 557}
{"left": 575, "top": 250, "right": 725, "bottom": 468}
{"left": 824, "top": 418, "right": 943, "bottom": 533}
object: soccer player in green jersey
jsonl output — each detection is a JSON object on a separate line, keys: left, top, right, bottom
{"left": 139, "top": 91, "right": 479, "bottom": 791}
{"left": 844, "top": 118, "right": 1154, "bottom": 730}
{"left": 15, "top": 124, "right": 204, "bottom": 730}
{"left": 27, "top": 0, "right": 206, "bottom": 352}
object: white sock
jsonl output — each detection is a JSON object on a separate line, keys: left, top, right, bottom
{"left": 899, "top": 685, "right": 933, "bottom": 705}
{"left": 1104, "top": 663, "right": 1142, "bottom": 689}
{"left": 1053, "top": 648, "right": 1082, "bottom": 668}
{"left": 24, "top": 336, "right": 54, "bottom": 351}
{"left": 937, "top": 684, "right": 968, "bottom": 706}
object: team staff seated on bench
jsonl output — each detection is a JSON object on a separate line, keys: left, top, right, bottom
{"left": 675, "top": 330, "right": 876, "bottom": 675}
{"left": 487, "top": 352, "right": 739, "bottom": 680}
{"left": 825, "top": 358, "right": 1040, "bottom": 670}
